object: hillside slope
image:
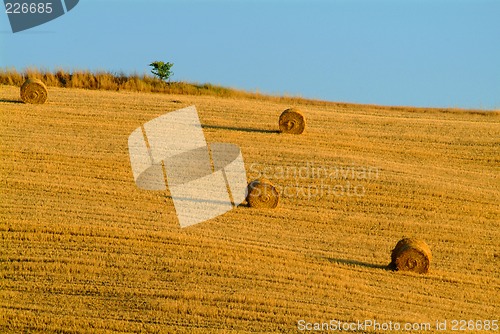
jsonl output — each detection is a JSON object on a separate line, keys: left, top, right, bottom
{"left": 1, "top": 85, "right": 499, "bottom": 333}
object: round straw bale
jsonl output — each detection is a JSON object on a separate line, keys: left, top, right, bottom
{"left": 390, "top": 238, "right": 432, "bottom": 274}
{"left": 279, "top": 108, "right": 306, "bottom": 134}
{"left": 246, "top": 178, "right": 279, "bottom": 209}
{"left": 20, "top": 78, "right": 48, "bottom": 104}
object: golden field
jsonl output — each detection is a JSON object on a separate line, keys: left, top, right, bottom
{"left": 0, "top": 84, "right": 499, "bottom": 333}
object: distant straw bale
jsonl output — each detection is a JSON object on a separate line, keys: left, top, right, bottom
{"left": 279, "top": 108, "right": 306, "bottom": 134}
{"left": 20, "top": 78, "right": 48, "bottom": 104}
{"left": 246, "top": 178, "right": 279, "bottom": 209}
{"left": 390, "top": 238, "right": 432, "bottom": 274}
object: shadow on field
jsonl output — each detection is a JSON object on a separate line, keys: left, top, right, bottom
{"left": 328, "top": 258, "right": 390, "bottom": 271}
{"left": 164, "top": 195, "right": 243, "bottom": 206}
{"left": 0, "top": 99, "right": 23, "bottom": 104}
{"left": 202, "top": 124, "right": 279, "bottom": 134}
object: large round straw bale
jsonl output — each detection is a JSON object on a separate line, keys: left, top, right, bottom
{"left": 246, "top": 178, "right": 279, "bottom": 209}
{"left": 279, "top": 108, "right": 306, "bottom": 134}
{"left": 20, "top": 78, "right": 48, "bottom": 104}
{"left": 390, "top": 238, "right": 432, "bottom": 274}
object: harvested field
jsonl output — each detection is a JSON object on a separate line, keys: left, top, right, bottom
{"left": 1, "top": 85, "right": 499, "bottom": 333}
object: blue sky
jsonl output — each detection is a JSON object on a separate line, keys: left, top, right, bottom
{"left": 1, "top": 0, "right": 499, "bottom": 110}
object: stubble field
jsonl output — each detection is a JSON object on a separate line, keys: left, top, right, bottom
{"left": 1, "top": 85, "right": 499, "bottom": 333}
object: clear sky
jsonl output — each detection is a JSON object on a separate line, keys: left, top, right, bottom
{"left": 1, "top": 0, "right": 499, "bottom": 110}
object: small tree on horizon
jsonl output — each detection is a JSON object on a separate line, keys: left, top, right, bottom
{"left": 149, "top": 61, "right": 174, "bottom": 83}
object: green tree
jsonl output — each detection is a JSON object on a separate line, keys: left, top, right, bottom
{"left": 149, "top": 61, "right": 174, "bottom": 82}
